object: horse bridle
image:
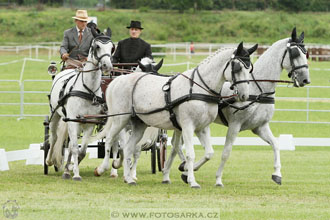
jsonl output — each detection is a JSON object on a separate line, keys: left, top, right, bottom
{"left": 223, "top": 54, "right": 251, "bottom": 91}
{"left": 90, "top": 35, "right": 114, "bottom": 66}
{"left": 280, "top": 41, "right": 309, "bottom": 85}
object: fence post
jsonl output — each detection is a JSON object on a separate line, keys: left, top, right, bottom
{"left": 35, "top": 45, "right": 39, "bottom": 59}
{"left": 29, "top": 45, "right": 32, "bottom": 58}
{"left": 173, "top": 45, "right": 176, "bottom": 61}
{"left": 48, "top": 46, "right": 51, "bottom": 60}
{"left": 19, "top": 81, "right": 24, "bottom": 120}
{"left": 0, "top": 149, "right": 9, "bottom": 171}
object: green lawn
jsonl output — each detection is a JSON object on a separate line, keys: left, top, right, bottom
{"left": 0, "top": 146, "right": 330, "bottom": 219}
{"left": 0, "top": 53, "right": 330, "bottom": 220}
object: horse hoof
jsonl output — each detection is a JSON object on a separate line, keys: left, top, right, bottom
{"left": 46, "top": 160, "right": 53, "bottom": 166}
{"left": 215, "top": 183, "right": 224, "bottom": 188}
{"left": 272, "top": 175, "right": 282, "bottom": 185}
{"left": 62, "top": 173, "right": 71, "bottom": 180}
{"left": 73, "top": 176, "right": 82, "bottom": 181}
{"left": 94, "top": 168, "right": 101, "bottom": 177}
{"left": 128, "top": 181, "right": 137, "bottom": 186}
{"left": 54, "top": 166, "right": 59, "bottom": 172}
{"left": 191, "top": 184, "right": 201, "bottom": 189}
{"left": 178, "top": 161, "right": 186, "bottom": 172}
{"left": 110, "top": 173, "right": 118, "bottom": 178}
{"left": 181, "top": 174, "right": 188, "bottom": 184}
{"left": 162, "top": 180, "right": 171, "bottom": 184}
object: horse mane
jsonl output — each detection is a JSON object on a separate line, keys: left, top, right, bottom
{"left": 198, "top": 47, "right": 233, "bottom": 66}
{"left": 255, "top": 38, "right": 288, "bottom": 65}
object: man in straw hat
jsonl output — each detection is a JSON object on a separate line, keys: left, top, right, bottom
{"left": 113, "top": 20, "right": 152, "bottom": 69}
{"left": 60, "top": 10, "right": 94, "bottom": 66}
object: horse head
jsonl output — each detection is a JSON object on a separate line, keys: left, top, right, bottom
{"left": 224, "top": 42, "right": 258, "bottom": 101}
{"left": 281, "top": 27, "right": 310, "bottom": 87}
{"left": 89, "top": 27, "right": 114, "bottom": 75}
{"left": 137, "top": 57, "right": 164, "bottom": 74}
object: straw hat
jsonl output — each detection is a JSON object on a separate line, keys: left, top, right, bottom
{"left": 72, "top": 10, "right": 90, "bottom": 22}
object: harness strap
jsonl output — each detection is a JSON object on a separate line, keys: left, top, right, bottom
{"left": 217, "top": 93, "right": 275, "bottom": 126}
{"left": 163, "top": 74, "right": 182, "bottom": 130}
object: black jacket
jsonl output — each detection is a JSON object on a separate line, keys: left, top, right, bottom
{"left": 113, "top": 38, "right": 152, "bottom": 64}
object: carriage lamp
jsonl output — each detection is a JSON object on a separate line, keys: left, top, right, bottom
{"left": 47, "top": 61, "right": 57, "bottom": 76}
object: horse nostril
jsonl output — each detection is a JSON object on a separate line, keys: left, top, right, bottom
{"left": 241, "top": 95, "right": 245, "bottom": 100}
{"left": 303, "top": 79, "right": 310, "bottom": 84}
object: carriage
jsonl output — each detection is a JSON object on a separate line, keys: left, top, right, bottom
{"left": 42, "top": 62, "right": 168, "bottom": 175}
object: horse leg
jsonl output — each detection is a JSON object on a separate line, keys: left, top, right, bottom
{"left": 63, "top": 150, "right": 72, "bottom": 179}
{"left": 95, "top": 117, "right": 128, "bottom": 176}
{"left": 215, "top": 124, "right": 240, "bottom": 187}
{"left": 110, "top": 139, "right": 120, "bottom": 178}
{"left": 67, "top": 122, "right": 82, "bottom": 181}
{"left": 78, "top": 125, "right": 94, "bottom": 164}
{"left": 252, "top": 123, "right": 282, "bottom": 185}
{"left": 192, "top": 126, "right": 214, "bottom": 171}
{"left": 130, "top": 144, "right": 141, "bottom": 181}
{"left": 46, "top": 113, "right": 60, "bottom": 166}
{"left": 112, "top": 128, "right": 128, "bottom": 170}
{"left": 182, "top": 126, "right": 200, "bottom": 188}
{"left": 162, "top": 130, "right": 182, "bottom": 184}
{"left": 123, "top": 120, "right": 146, "bottom": 185}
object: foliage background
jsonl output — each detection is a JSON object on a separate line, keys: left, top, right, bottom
{"left": 0, "top": 8, "right": 330, "bottom": 44}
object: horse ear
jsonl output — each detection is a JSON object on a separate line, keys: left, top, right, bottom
{"left": 138, "top": 61, "right": 147, "bottom": 72}
{"left": 154, "top": 58, "right": 163, "bottom": 72}
{"left": 91, "top": 27, "right": 99, "bottom": 38}
{"left": 298, "top": 31, "right": 304, "bottom": 43}
{"left": 106, "top": 27, "right": 112, "bottom": 38}
{"left": 247, "top": 44, "right": 258, "bottom": 55}
{"left": 235, "top": 42, "right": 244, "bottom": 55}
{"left": 291, "top": 27, "right": 297, "bottom": 42}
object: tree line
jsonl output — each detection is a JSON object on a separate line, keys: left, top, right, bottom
{"left": 1, "top": 0, "right": 329, "bottom": 12}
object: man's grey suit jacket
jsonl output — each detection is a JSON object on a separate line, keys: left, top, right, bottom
{"left": 60, "top": 27, "right": 94, "bottom": 60}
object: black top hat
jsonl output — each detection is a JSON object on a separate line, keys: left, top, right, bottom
{"left": 126, "top": 20, "right": 143, "bottom": 29}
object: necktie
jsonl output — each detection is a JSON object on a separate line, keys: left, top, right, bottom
{"left": 78, "top": 30, "right": 82, "bottom": 43}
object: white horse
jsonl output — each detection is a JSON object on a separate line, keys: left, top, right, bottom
{"left": 93, "top": 42, "right": 257, "bottom": 188}
{"left": 162, "top": 27, "right": 311, "bottom": 187}
{"left": 46, "top": 28, "right": 114, "bottom": 181}
{"left": 106, "top": 57, "right": 164, "bottom": 179}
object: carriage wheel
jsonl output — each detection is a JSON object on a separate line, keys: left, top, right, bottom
{"left": 43, "top": 116, "right": 50, "bottom": 175}
{"left": 151, "top": 143, "right": 156, "bottom": 174}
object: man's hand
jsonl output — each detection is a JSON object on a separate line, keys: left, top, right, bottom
{"left": 61, "top": 53, "right": 69, "bottom": 61}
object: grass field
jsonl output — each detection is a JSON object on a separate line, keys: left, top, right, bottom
{"left": 0, "top": 52, "right": 330, "bottom": 219}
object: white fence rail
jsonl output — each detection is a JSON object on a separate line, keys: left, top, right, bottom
{"left": 0, "top": 79, "right": 329, "bottom": 124}
{"left": 1, "top": 43, "right": 330, "bottom": 61}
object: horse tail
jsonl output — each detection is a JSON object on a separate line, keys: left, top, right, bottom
{"left": 89, "top": 117, "right": 113, "bottom": 143}
{"left": 53, "top": 119, "right": 68, "bottom": 169}
{"left": 138, "top": 127, "right": 159, "bottom": 150}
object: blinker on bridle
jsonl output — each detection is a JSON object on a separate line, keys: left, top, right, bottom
{"left": 281, "top": 41, "right": 309, "bottom": 79}
{"left": 91, "top": 35, "right": 113, "bottom": 65}
{"left": 226, "top": 54, "right": 251, "bottom": 90}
